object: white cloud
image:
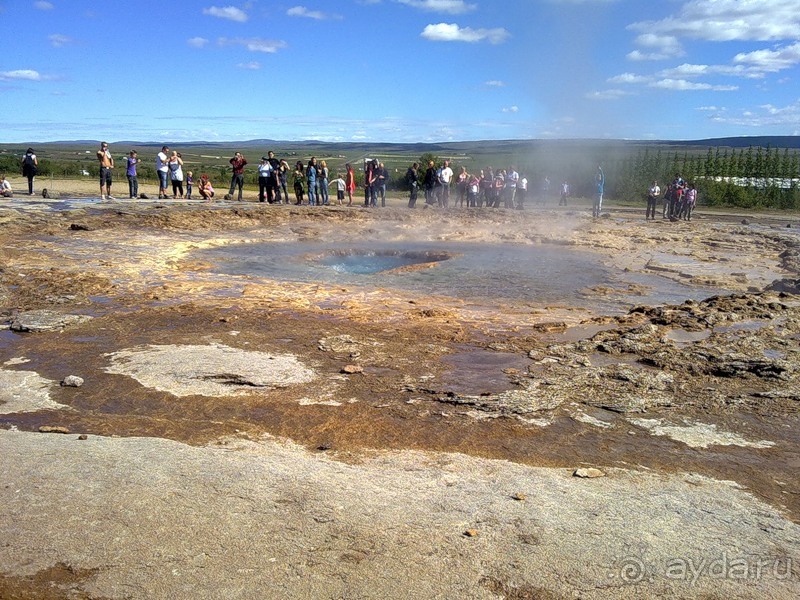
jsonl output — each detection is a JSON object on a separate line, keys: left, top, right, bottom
{"left": 607, "top": 72, "right": 649, "bottom": 84}
{"left": 703, "top": 99, "right": 800, "bottom": 129}
{"left": 236, "top": 61, "right": 261, "bottom": 70}
{"left": 396, "top": 0, "right": 476, "bottom": 14}
{"left": 658, "top": 63, "right": 764, "bottom": 80}
{"left": 34, "top": 1, "right": 54, "bottom": 10}
{"left": 421, "top": 23, "right": 509, "bottom": 44}
{"left": 733, "top": 41, "right": 800, "bottom": 72}
{"left": 0, "top": 69, "right": 43, "bottom": 81}
{"left": 586, "top": 89, "right": 632, "bottom": 100}
{"left": 218, "top": 37, "right": 288, "bottom": 53}
{"left": 187, "top": 37, "right": 210, "bottom": 48}
{"left": 649, "top": 78, "right": 738, "bottom": 92}
{"left": 501, "top": 106, "right": 519, "bottom": 113}
{"left": 287, "top": 6, "right": 327, "bottom": 19}
{"left": 627, "top": 34, "right": 684, "bottom": 61}
{"left": 48, "top": 34, "right": 75, "bottom": 47}
{"left": 203, "top": 6, "right": 248, "bottom": 22}
{"left": 629, "top": 0, "right": 800, "bottom": 42}
{"left": 484, "top": 80, "right": 505, "bottom": 87}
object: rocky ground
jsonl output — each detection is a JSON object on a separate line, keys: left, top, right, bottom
{"left": 0, "top": 191, "right": 799, "bottom": 599}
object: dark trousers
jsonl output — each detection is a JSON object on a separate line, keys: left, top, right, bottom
{"left": 646, "top": 196, "right": 657, "bottom": 220}
{"left": 408, "top": 183, "right": 418, "bottom": 208}
{"left": 229, "top": 173, "right": 244, "bottom": 200}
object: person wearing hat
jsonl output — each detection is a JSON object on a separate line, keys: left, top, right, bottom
{"left": 258, "top": 155, "right": 273, "bottom": 203}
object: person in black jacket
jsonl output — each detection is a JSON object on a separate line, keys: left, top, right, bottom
{"left": 406, "top": 162, "right": 419, "bottom": 208}
{"left": 423, "top": 160, "right": 437, "bottom": 206}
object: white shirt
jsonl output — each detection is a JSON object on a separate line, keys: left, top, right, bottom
{"left": 1, "top": 179, "right": 11, "bottom": 192}
{"left": 157, "top": 152, "right": 168, "bottom": 172}
{"left": 258, "top": 162, "right": 273, "bottom": 177}
{"left": 439, "top": 166, "right": 453, "bottom": 185}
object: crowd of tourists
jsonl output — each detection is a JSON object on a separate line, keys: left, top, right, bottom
{"left": 646, "top": 174, "right": 697, "bottom": 221}
{"left": 7, "top": 145, "right": 697, "bottom": 223}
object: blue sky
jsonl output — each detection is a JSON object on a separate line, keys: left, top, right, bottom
{"left": 1, "top": 0, "right": 799, "bottom": 143}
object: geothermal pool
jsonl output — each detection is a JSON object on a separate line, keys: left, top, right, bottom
{"left": 198, "top": 241, "right": 722, "bottom": 312}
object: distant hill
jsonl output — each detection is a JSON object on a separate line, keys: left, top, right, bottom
{"left": 34, "top": 136, "right": 800, "bottom": 151}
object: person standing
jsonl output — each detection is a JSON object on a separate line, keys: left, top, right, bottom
{"left": 438, "top": 159, "right": 453, "bottom": 208}
{"left": 375, "top": 162, "right": 387, "bottom": 207}
{"left": 96, "top": 141, "right": 115, "bottom": 200}
{"left": 504, "top": 165, "right": 519, "bottom": 209}
{"left": 364, "top": 159, "right": 376, "bottom": 207}
{"left": 257, "top": 156, "right": 272, "bottom": 203}
{"left": 156, "top": 146, "right": 170, "bottom": 199}
{"left": 227, "top": 151, "right": 247, "bottom": 201}
{"left": 168, "top": 151, "right": 184, "bottom": 198}
{"left": 329, "top": 172, "right": 346, "bottom": 206}
{"left": 593, "top": 166, "right": 604, "bottom": 218}
{"left": 318, "top": 160, "right": 330, "bottom": 206}
{"left": 125, "top": 150, "right": 139, "bottom": 199}
{"left": 516, "top": 173, "right": 527, "bottom": 210}
{"left": 423, "top": 160, "right": 437, "bottom": 207}
{"left": 292, "top": 161, "right": 305, "bottom": 205}
{"left": 266, "top": 151, "right": 281, "bottom": 203}
{"left": 559, "top": 181, "right": 569, "bottom": 206}
{"left": 646, "top": 180, "right": 660, "bottom": 221}
{"left": 406, "top": 162, "right": 419, "bottom": 208}
{"left": 279, "top": 160, "right": 290, "bottom": 203}
{"left": 306, "top": 157, "right": 318, "bottom": 206}
{"left": 467, "top": 172, "right": 480, "bottom": 207}
{"left": 345, "top": 163, "right": 356, "bottom": 206}
{"left": 186, "top": 171, "right": 194, "bottom": 199}
{"left": 21, "top": 148, "right": 38, "bottom": 195}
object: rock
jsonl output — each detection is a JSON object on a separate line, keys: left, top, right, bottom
{"left": 139, "top": 193, "right": 149, "bottom": 199}
{"left": 77, "top": 434, "right": 88, "bottom": 440}
{"left": 463, "top": 529, "right": 478, "bottom": 537}
{"left": 511, "top": 493, "right": 527, "bottom": 501}
{"left": 741, "top": 219, "right": 750, "bottom": 225}
{"left": 61, "top": 375, "right": 84, "bottom": 388}
{"left": 39, "top": 426, "right": 70, "bottom": 434}
{"left": 341, "top": 365, "right": 364, "bottom": 374}
{"left": 573, "top": 468, "right": 606, "bottom": 479}
{"left": 11, "top": 310, "right": 93, "bottom": 333}
{"left": 69, "top": 223, "right": 91, "bottom": 231}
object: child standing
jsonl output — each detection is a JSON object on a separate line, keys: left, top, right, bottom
{"left": 329, "top": 173, "right": 346, "bottom": 206}
{"left": 186, "top": 171, "right": 193, "bottom": 200}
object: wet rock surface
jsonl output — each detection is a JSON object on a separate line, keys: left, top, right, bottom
{"left": 0, "top": 203, "right": 798, "bottom": 598}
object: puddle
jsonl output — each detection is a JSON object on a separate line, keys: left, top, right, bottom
{"left": 714, "top": 319, "right": 780, "bottom": 333}
{"left": 439, "top": 349, "right": 531, "bottom": 394}
{"left": 664, "top": 329, "right": 712, "bottom": 345}
{"left": 545, "top": 323, "right": 619, "bottom": 343}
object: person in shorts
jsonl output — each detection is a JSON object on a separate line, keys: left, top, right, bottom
{"left": 97, "top": 141, "right": 115, "bottom": 200}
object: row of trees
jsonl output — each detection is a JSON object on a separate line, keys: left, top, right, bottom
{"left": 610, "top": 146, "right": 800, "bottom": 209}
